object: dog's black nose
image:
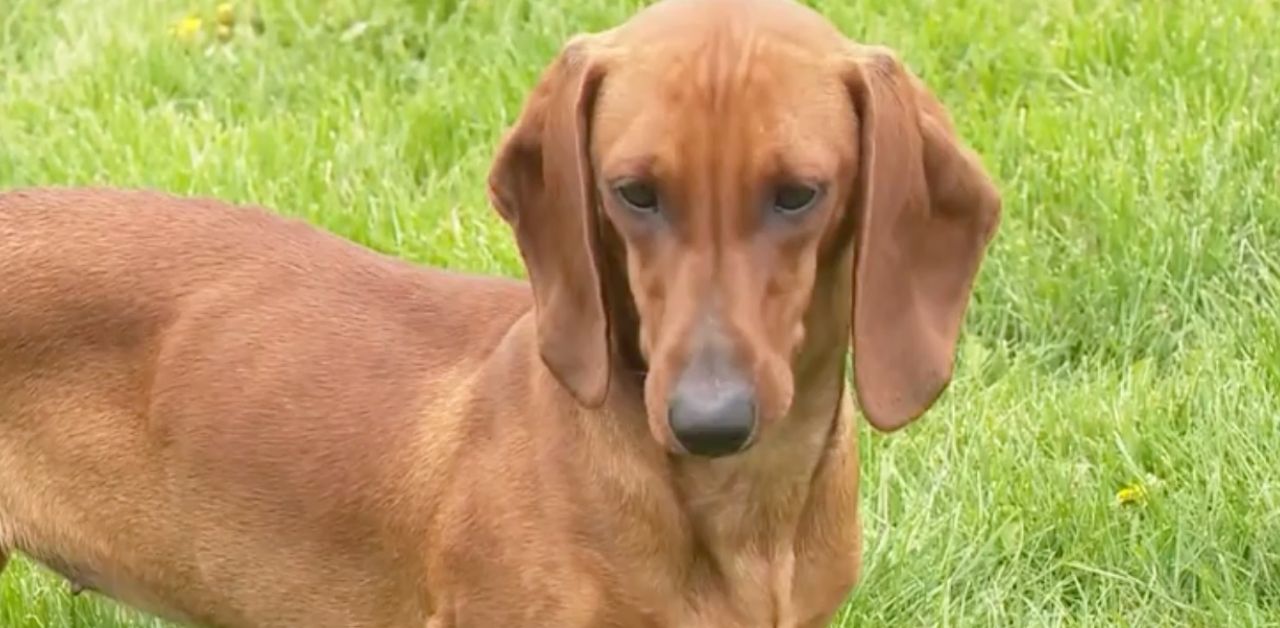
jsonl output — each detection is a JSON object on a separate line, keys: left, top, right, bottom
{"left": 667, "top": 375, "right": 757, "bottom": 457}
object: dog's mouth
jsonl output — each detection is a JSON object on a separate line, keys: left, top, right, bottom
{"left": 616, "top": 318, "right": 650, "bottom": 384}
{"left": 625, "top": 365, "right": 650, "bottom": 386}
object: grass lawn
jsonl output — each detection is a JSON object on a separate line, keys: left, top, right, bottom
{"left": 2, "top": 0, "right": 1278, "bottom": 625}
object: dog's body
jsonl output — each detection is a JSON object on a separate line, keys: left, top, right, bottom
{"left": 0, "top": 187, "right": 857, "bottom": 627}
{"left": 0, "top": 1, "right": 999, "bottom": 626}
{"left": 0, "top": 188, "right": 526, "bottom": 626}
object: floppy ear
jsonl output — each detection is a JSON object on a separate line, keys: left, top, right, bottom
{"left": 487, "top": 35, "right": 612, "bottom": 407}
{"left": 842, "top": 47, "right": 1002, "bottom": 432}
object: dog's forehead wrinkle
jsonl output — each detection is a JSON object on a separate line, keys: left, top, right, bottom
{"left": 595, "top": 26, "right": 849, "bottom": 182}
{"left": 621, "top": 0, "right": 845, "bottom": 46}
{"left": 612, "top": 0, "right": 836, "bottom": 106}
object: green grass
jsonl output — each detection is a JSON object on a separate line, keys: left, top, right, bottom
{"left": 2, "top": 0, "right": 1278, "bottom": 625}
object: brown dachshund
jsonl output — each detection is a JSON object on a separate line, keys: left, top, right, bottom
{"left": 0, "top": 0, "right": 1000, "bottom": 626}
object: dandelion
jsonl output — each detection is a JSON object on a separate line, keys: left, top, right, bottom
{"left": 1115, "top": 482, "right": 1147, "bottom": 507}
{"left": 216, "top": 24, "right": 234, "bottom": 43}
{"left": 173, "top": 16, "right": 203, "bottom": 44}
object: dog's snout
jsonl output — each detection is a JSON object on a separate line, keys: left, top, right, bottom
{"left": 666, "top": 347, "right": 757, "bottom": 457}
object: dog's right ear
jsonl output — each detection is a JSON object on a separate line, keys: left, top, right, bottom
{"left": 488, "top": 34, "right": 612, "bottom": 408}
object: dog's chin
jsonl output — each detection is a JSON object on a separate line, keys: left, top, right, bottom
{"left": 661, "top": 439, "right": 759, "bottom": 460}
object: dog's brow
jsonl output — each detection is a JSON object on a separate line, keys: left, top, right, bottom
{"left": 770, "top": 151, "right": 834, "bottom": 184}
{"left": 602, "top": 154, "right": 658, "bottom": 181}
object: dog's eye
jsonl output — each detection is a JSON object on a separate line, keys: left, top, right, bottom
{"left": 773, "top": 184, "right": 822, "bottom": 215}
{"left": 615, "top": 181, "right": 659, "bottom": 213}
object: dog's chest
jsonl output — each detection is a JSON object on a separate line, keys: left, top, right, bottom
{"left": 672, "top": 543, "right": 853, "bottom": 628}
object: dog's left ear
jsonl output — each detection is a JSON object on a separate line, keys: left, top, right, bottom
{"left": 488, "top": 34, "right": 612, "bottom": 408}
{"left": 841, "top": 46, "right": 1002, "bottom": 432}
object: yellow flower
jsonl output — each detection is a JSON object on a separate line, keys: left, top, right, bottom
{"left": 1115, "top": 483, "right": 1147, "bottom": 506}
{"left": 216, "top": 24, "right": 234, "bottom": 43}
{"left": 216, "top": 3, "right": 236, "bottom": 27}
{"left": 173, "top": 16, "right": 203, "bottom": 43}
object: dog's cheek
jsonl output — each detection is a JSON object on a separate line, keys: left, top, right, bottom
{"left": 641, "top": 367, "right": 680, "bottom": 450}
{"left": 754, "top": 293, "right": 803, "bottom": 423}
{"left": 759, "top": 356, "right": 796, "bottom": 425}
{"left": 628, "top": 265, "right": 666, "bottom": 362}
{"left": 767, "top": 287, "right": 808, "bottom": 360}
{"left": 791, "top": 321, "right": 806, "bottom": 357}
{"left": 637, "top": 323, "right": 653, "bottom": 362}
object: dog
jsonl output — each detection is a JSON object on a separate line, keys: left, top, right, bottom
{"left": 0, "top": 0, "right": 1000, "bottom": 625}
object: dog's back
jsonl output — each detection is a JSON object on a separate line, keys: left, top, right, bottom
{"left": 0, "top": 187, "right": 531, "bottom": 626}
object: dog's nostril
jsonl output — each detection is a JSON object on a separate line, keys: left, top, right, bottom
{"left": 667, "top": 384, "right": 757, "bottom": 457}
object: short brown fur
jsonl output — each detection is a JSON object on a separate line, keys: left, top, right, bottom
{"left": 0, "top": 0, "right": 999, "bottom": 626}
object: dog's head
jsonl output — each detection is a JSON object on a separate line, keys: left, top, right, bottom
{"left": 488, "top": 0, "right": 1000, "bottom": 457}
